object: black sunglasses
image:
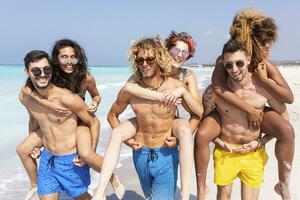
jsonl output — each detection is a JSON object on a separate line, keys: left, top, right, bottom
{"left": 30, "top": 66, "right": 53, "bottom": 77}
{"left": 224, "top": 60, "right": 245, "bottom": 70}
{"left": 135, "top": 57, "right": 156, "bottom": 65}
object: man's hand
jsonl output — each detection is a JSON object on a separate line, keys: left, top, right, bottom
{"left": 88, "top": 100, "right": 99, "bottom": 113}
{"left": 222, "top": 142, "right": 238, "bottom": 153}
{"left": 164, "top": 136, "right": 178, "bottom": 148}
{"left": 30, "top": 147, "right": 41, "bottom": 159}
{"left": 239, "top": 140, "right": 261, "bottom": 153}
{"left": 247, "top": 108, "right": 264, "bottom": 130}
{"left": 125, "top": 138, "right": 143, "bottom": 151}
{"left": 73, "top": 156, "right": 86, "bottom": 167}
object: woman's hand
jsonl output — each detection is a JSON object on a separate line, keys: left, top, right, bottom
{"left": 88, "top": 100, "right": 99, "bottom": 113}
{"left": 161, "top": 87, "right": 184, "bottom": 106}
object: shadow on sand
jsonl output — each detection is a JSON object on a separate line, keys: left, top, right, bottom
{"left": 107, "top": 190, "right": 144, "bottom": 200}
{"left": 106, "top": 187, "right": 197, "bottom": 200}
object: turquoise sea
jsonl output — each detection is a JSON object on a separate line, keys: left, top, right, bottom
{"left": 0, "top": 65, "right": 213, "bottom": 199}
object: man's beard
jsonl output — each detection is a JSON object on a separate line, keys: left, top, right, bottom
{"left": 33, "top": 80, "right": 51, "bottom": 90}
{"left": 230, "top": 73, "right": 245, "bottom": 82}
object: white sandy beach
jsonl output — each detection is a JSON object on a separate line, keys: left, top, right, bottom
{"left": 90, "top": 67, "right": 300, "bottom": 200}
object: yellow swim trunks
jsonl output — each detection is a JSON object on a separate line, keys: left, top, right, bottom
{"left": 213, "top": 146, "right": 268, "bottom": 189}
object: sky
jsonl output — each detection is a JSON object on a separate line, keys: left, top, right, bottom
{"left": 0, "top": 0, "right": 299, "bottom": 66}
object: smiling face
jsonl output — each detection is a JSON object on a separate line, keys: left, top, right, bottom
{"left": 223, "top": 50, "right": 250, "bottom": 82}
{"left": 27, "top": 57, "right": 52, "bottom": 90}
{"left": 169, "top": 40, "right": 190, "bottom": 67}
{"left": 58, "top": 46, "right": 78, "bottom": 74}
{"left": 136, "top": 48, "right": 159, "bottom": 79}
{"left": 259, "top": 39, "right": 272, "bottom": 58}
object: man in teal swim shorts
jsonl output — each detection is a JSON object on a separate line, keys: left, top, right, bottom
{"left": 19, "top": 50, "right": 100, "bottom": 200}
{"left": 96, "top": 36, "right": 199, "bottom": 200}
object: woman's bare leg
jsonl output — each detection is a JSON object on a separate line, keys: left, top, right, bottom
{"left": 76, "top": 125, "right": 103, "bottom": 172}
{"left": 172, "top": 118, "right": 193, "bottom": 200}
{"left": 262, "top": 110, "right": 295, "bottom": 200}
{"left": 92, "top": 119, "right": 137, "bottom": 200}
{"left": 16, "top": 130, "right": 43, "bottom": 200}
{"left": 76, "top": 125, "right": 124, "bottom": 199}
{"left": 39, "top": 192, "right": 59, "bottom": 200}
{"left": 194, "top": 112, "right": 221, "bottom": 200}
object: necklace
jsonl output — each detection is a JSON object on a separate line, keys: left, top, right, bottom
{"left": 139, "top": 77, "right": 165, "bottom": 91}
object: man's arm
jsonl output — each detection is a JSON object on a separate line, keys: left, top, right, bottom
{"left": 107, "top": 88, "right": 131, "bottom": 129}
{"left": 20, "top": 85, "right": 71, "bottom": 116}
{"left": 61, "top": 92, "right": 100, "bottom": 151}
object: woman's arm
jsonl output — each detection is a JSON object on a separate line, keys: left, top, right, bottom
{"left": 255, "top": 59, "right": 294, "bottom": 104}
{"left": 21, "top": 85, "right": 71, "bottom": 115}
{"left": 124, "top": 75, "right": 180, "bottom": 105}
{"left": 183, "top": 69, "right": 203, "bottom": 117}
{"left": 212, "top": 56, "right": 263, "bottom": 129}
{"left": 86, "top": 74, "right": 102, "bottom": 113}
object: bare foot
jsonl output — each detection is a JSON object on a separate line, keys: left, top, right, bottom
{"left": 25, "top": 186, "right": 37, "bottom": 200}
{"left": 197, "top": 185, "right": 209, "bottom": 200}
{"left": 180, "top": 193, "right": 190, "bottom": 200}
{"left": 110, "top": 175, "right": 125, "bottom": 199}
{"left": 274, "top": 182, "right": 291, "bottom": 200}
{"left": 91, "top": 189, "right": 106, "bottom": 200}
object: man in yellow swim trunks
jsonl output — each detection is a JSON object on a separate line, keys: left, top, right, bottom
{"left": 202, "top": 39, "right": 288, "bottom": 200}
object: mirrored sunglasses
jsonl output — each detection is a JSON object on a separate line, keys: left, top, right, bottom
{"left": 59, "top": 57, "right": 79, "bottom": 65}
{"left": 169, "top": 47, "right": 189, "bottom": 59}
{"left": 30, "top": 66, "right": 53, "bottom": 77}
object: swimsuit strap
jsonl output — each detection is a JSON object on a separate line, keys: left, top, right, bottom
{"left": 181, "top": 68, "right": 187, "bottom": 81}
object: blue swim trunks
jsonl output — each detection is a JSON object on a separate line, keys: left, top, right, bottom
{"left": 37, "top": 149, "right": 90, "bottom": 197}
{"left": 133, "top": 146, "right": 179, "bottom": 200}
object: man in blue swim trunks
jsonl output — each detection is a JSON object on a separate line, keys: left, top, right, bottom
{"left": 19, "top": 50, "right": 99, "bottom": 200}
{"left": 93, "top": 37, "right": 200, "bottom": 200}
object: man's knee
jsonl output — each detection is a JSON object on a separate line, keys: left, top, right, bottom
{"left": 217, "top": 188, "right": 231, "bottom": 200}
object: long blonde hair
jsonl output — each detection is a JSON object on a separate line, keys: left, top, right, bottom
{"left": 128, "top": 36, "right": 173, "bottom": 78}
{"left": 230, "top": 8, "right": 277, "bottom": 70}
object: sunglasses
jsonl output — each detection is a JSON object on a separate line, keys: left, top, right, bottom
{"left": 135, "top": 56, "right": 156, "bottom": 65}
{"left": 59, "top": 57, "right": 79, "bottom": 65}
{"left": 224, "top": 60, "right": 245, "bottom": 70}
{"left": 30, "top": 66, "right": 53, "bottom": 77}
{"left": 169, "top": 47, "right": 189, "bottom": 59}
